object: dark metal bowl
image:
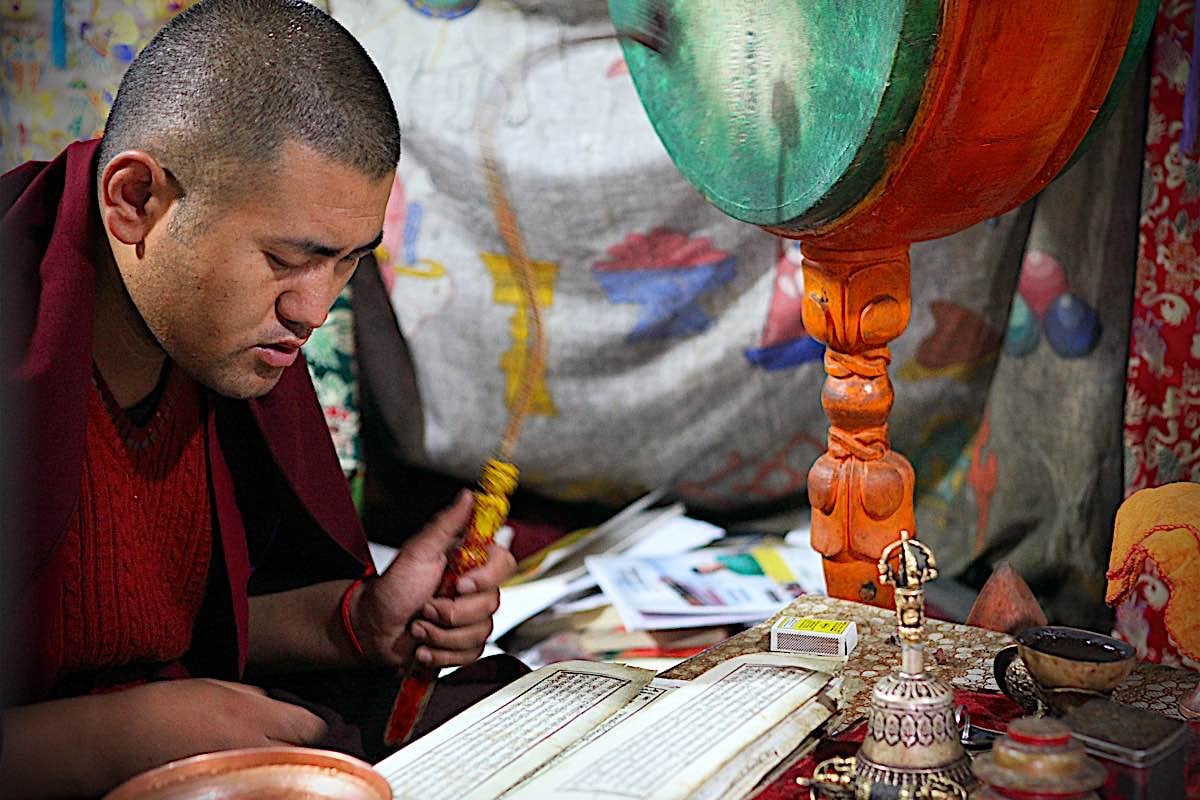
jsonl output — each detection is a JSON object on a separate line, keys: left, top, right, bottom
{"left": 1015, "top": 626, "right": 1135, "bottom": 692}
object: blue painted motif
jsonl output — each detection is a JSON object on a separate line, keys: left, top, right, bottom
{"left": 404, "top": 201, "right": 423, "bottom": 266}
{"left": 1003, "top": 294, "right": 1040, "bottom": 357}
{"left": 1043, "top": 293, "right": 1102, "bottom": 358}
{"left": 52, "top": 0, "right": 68, "bottom": 69}
{"left": 595, "top": 256, "right": 737, "bottom": 342}
{"left": 404, "top": 0, "right": 480, "bottom": 19}
{"left": 743, "top": 337, "right": 825, "bottom": 370}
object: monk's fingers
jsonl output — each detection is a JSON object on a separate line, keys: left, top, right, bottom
{"left": 411, "top": 620, "right": 492, "bottom": 665}
{"left": 396, "top": 490, "right": 474, "bottom": 564}
{"left": 455, "top": 544, "right": 516, "bottom": 595}
{"left": 422, "top": 588, "right": 500, "bottom": 629}
{"left": 413, "top": 643, "right": 487, "bottom": 668}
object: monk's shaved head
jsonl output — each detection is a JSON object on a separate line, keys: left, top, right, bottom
{"left": 97, "top": 0, "right": 400, "bottom": 221}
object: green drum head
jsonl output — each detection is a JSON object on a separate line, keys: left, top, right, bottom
{"left": 610, "top": 0, "right": 940, "bottom": 230}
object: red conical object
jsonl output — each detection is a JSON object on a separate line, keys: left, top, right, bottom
{"left": 967, "top": 563, "right": 1048, "bottom": 634}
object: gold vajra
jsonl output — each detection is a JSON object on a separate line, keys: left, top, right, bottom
{"left": 876, "top": 530, "right": 938, "bottom": 644}
{"left": 877, "top": 530, "right": 938, "bottom": 591}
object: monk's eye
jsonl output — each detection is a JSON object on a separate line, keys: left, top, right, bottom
{"left": 266, "top": 253, "right": 299, "bottom": 271}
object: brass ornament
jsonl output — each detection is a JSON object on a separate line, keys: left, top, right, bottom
{"left": 854, "top": 531, "right": 974, "bottom": 791}
{"left": 798, "top": 757, "right": 969, "bottom": 800}
{"left": 799, "top": 531, "right": 975, "bottom": 798}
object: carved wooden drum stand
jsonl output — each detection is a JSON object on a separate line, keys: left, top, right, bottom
{"left": 611, "top": 0, "right": 1155, "bottom": 606}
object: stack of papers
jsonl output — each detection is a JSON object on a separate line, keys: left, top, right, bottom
{"left": 587, "top": 543, "right": 824, "bottom": 631}
{"left": 369, "top": 492, "right": 827, "bottom": 669}
{"left": 490, "top": 508, "right": 724, "bottom": 642}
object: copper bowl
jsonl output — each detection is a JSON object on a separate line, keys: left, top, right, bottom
{"left": 103, "top": 747, "right": 392, "bottom": 800}
{"left": 1015, "top": 626, "right": 1135, "bottom": 693}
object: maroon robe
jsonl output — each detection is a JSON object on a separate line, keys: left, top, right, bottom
{"left": 1, "top": 139, "right": 372, "bottom": 700}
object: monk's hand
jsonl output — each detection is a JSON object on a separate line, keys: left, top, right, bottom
{"left": 119, "top": 678, "right": 328, "bottom": 752}
{"left": 356, "top": 489, "right": 517, "bottom": 669}
{"left": 0, "top": 679, "right": 328, "bottom": 798}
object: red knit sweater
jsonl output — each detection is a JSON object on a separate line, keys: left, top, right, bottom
{"left": 43, "top": 365, "right": 212, "bottom": 693}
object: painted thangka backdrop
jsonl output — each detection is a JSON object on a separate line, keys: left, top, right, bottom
{"left": 1, "top": 1, "right": 209, "bottom": 166}
{"left": 1, "top": 0, "right": 1144, "bottom": 627}
{"left": 337, "top": 0, "right": 1143, "bottom": 627}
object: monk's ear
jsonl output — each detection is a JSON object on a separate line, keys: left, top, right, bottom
{"left": 98, "top": 150, "right": 181, "bottom": 247}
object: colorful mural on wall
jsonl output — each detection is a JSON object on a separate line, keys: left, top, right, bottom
{"left": 1, "top": 1, "right": 205, "bottom": 170}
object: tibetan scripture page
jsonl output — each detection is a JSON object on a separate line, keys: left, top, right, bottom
{"left": 506, "top": 653, "right": 837, "bottom": 800}
{"left": 376, "top": 660, "right": 652, "bottom": 800}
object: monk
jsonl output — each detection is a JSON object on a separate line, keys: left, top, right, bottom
{"left": 0, "top": 1, "right": 516, "bottom": 796}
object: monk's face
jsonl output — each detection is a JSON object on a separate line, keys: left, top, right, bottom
{"left": 128, "top": 142, "right": 391, "bottom": 399}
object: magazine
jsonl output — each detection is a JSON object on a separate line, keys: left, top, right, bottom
{"left": 586, "top": 544, "right": 821, "bottom": 630}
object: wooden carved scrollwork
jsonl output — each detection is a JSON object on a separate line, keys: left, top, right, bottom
{"left": 800, "top": 243, "right": 915, "bottom": 607}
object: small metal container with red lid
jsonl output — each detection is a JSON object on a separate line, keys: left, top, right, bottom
{"left": 972, "top": 717, "right": 1106, "bottom": 800}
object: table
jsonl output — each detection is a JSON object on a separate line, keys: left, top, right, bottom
{"left": 662, "top": 595, "right": 1200, "bottom": 727}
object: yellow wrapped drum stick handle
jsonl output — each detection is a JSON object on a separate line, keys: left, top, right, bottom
{"left": 384, "top": 65, "right": 544, "bottom": 745}
{"left": 383, "top": 459, "right": 519, "bottom": 746}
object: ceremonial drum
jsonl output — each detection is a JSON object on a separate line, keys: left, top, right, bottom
{"left": 610, "top": 1, "right": 1156, "bottom": 606}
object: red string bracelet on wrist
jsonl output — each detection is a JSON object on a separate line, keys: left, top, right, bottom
{"left": 340, "top": 577, "right": 367, "bottom": 659}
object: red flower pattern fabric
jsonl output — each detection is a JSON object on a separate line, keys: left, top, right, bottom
{"left": 1126, "top": 3, "right": 1200, "bottom": 492}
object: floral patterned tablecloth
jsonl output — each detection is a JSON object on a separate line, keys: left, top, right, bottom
{"left": 662, "top": 595, "right": 1200, "bottom": 726}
